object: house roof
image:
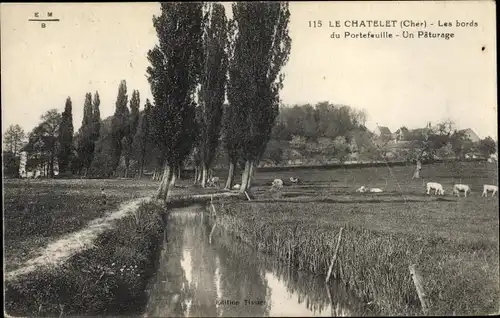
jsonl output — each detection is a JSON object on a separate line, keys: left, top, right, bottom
{"left": 459, "top": 128, "right": 480, "bottom": 138}
{"left": 377, "top": 126, "right": 392, "bottom": 135}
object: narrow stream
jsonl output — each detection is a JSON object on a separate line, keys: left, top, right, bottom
{"left": 145, "top": 205, "right": 369, "bottom": 317}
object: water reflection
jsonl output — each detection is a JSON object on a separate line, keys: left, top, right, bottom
{"left": 145, "top": 206, "right": 367, "bottom": 317}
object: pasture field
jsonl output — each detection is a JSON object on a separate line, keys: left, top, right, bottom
{"left": 214, "top": 161, "right": 499, "bottom": 315}
{"left": 3, "top": 178, "right": 158, "bottom": 271}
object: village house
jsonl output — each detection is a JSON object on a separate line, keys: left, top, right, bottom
{"left": 458, "top": 128, "right": 481, "bottom": 143}
{"left": 373, "top": 125, "right": 393, "bottom": 142}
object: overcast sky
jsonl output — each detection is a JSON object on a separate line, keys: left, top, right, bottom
{"left": 1, "top": 1, "right": 497, "bottom": 140}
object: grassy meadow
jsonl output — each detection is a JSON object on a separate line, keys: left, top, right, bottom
{"left": 3, "top": 161, "right": 498, "bottom": 316}
{"left": 3, "top": 179, "right": 158, "bottom": 272}
{"left": 4, "top": 201, "right": 166, "bottom": 316}
{"left": 213, "top": 161, "right": 499, "bottom": 315}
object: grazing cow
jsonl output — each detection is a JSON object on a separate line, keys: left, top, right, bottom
{"left": 453, "top": 184, "right": 471, "bottom": 197}
{"left": 369, "top": 188, "right": 383, "bottom": 193}
{"left": 356, "top": 185, "right": 367, "bottom": 193}
{"left": 482, "top": 184, "right": 498, "bottom": 197}
{"left": 207, "top": 176, "right": 220, "bottom": 188}
{"left": 290, "top": 177, "right": 300, "bottom": 184}
{"left": 271, "top": 178, "right": 284, "bottom": 190}
{"left": 426, "top": 182, "right": 445, "bottom": 196}
{"left": 232, "top": 184, "right": 241, "bottom": 190}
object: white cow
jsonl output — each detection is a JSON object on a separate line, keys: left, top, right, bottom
{"left": 453, "top": 184, "right": 471, "bottom": 197}
{"left": 271, "top": 178, "right": 284, "bottom": 190}
{"left": 369, "top": 188, "right": 383, "bottom": 193}
{"left": 482, "top": 184, "right": 498, "bottom": 197}
{"left": 426, "top": 182, "right": 445, "bottom": 196}
{"left": 290, "top": 177, "right": 300, "bottom": 184}
{"left": 356, "top": 185, "right": 367, "bottom": 193}
{"left": 232, "top": 183, "right": 241, "bottom": 190}
{"left": 207, "top": 176, "right": 220, "bottom": 188}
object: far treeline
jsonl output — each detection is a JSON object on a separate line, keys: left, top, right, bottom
{"left": 3, "top": 3, "right": 497, "bottom": 198}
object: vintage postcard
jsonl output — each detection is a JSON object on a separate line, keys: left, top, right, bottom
{"left": 2, "top": 1, "right": 498, "bottom": 317}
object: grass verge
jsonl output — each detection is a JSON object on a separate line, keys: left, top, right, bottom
{"left": 4, "top": 201, "right": 165, "bottom": 317}
{"left": 213, "top": 199, "right": 499, "bottom": 316}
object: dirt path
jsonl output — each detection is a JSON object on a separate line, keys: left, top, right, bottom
{"left": 4, "top": 196, "right": 152, "bottom": 282}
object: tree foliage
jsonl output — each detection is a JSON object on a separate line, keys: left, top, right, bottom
{"left": 123, "top": 89, "right": 140, "bottom": 177}
{"left": 476, "top": 137, "right": 497, "bottom": 158}
{"left": 3, "top": 124, "right": 26, "bottom": 156}
{"left": 132, "top": 99, "right": 154, "bottom": 177}
{"left": 57, "top": 97, "right": 74, "bottom": 173}
{"left": 77, "top": 92, "right": 96, "bottom": 173}
{"left": 147, "top": 2, "right": 204, "bottom": 198}
{"left": 228, "top": 2, "right": 291, "bottom": 191}
{"left": 111, "top": 80, "right": 130, "bottom": 174}
{"left": 24, "top": 109, "right": 61, "bottom": 176}
{"left": 196, "top": 2, "right": 229, "bottom": 185}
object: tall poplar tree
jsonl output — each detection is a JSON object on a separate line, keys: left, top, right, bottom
{"left": 123, "top": 89, "right": 140, "bottom": 177}
{"left": 110, "top": 80, "right": 129, "bottom": 175}
{"left": 147, "top": 2, "right": 204, "bottom": 200}
{"left": 132, "top": 99, "right": 153, "bottom": 178}
{"left": 58, "top": 97, "right": 74, "bottom": 173}
{"left": 228, "top": 2, "right": 292, "bottom": 193}
{"left": 77, "top": 92, "right": 94, "bottom": 175}
{"left": 197, "top": 2, "right": 229, "bottom": 188}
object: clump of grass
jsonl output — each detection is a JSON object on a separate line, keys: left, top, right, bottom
{"left": 4, "top": 201, "right": 166, "bottom": 316}
{"left": 215, "top": 200, "right": 499, "bottom": 316}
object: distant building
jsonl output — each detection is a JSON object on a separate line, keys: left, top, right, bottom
{"left": 374, "top": 125, "right": 392, "bottom": 140}
{"left": 459, "top": 128, "right": 481, "bottom": 143}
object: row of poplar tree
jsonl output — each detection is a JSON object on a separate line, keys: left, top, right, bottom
{"left": 146, "top": 2, "right": 291, "bottom": 200}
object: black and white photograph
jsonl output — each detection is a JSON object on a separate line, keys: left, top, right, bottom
{"left": 2, "top": 1, "right": 498, "bottom": 317}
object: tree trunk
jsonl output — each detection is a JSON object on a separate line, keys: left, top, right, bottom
{"left": 50, "top": 155, "right": 55, "bottom": 178}
{"left": 177, "top": 164, "right": 181, "bottom": 180}
{"left": 246, "top": 160, "right": 255, "bottom": 189}
{"left": 197, "top": 166, "right": 202, "bottom": 183}
{"left": 413, "top": 160, "right": 422, "bottom": 179}
{"left": 225, "top": 161, "right": 235, "bottom": 189}
{"left": 170, "top": 166, "right": 177, "bottom": 187}
{"left": 193, "top": 166, "right": 198, "bottom": 185}
{"left": 239, "top": 160, "right": 251, "bottom": 193}
{"left": 156, "top": 164, "right": 172, "bottom": 201}
{"left": 201, "top": 163, "right": 208, "bottom": 188}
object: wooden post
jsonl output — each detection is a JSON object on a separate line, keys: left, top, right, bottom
{"left": 409, "top": 264, "right": 429, "bottom": 314}
{"left": 325, "top": 284, "right": 336, "bottom": 317}
{"left": 244, "top": 191, "right": 252, "bottom": 201}
{"left": 325, "top": 227, "right": 344, "bottom": 284}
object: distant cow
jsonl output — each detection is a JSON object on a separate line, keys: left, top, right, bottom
{"left": 482, "top": 184, "right": 498, "bottom": 197}
{"left": 369, "top": 188, "right": 383, "bottom": 193}
{"left": 356, "top": 185, "right": 367, "bottom": 193}
{"left": 290, "top": 177, "right": 300, "bottom": 184}
{"left": 271, "top": 179, "right": 284, "bottom": 190}
{"left": 453, "top": 184, "right": 471, "bottom": 197}
{"left": 232, "top": 184, "right": 241, "bottom": 190}
{"left": 207, "top": 176, "right": 220, "bottom": 188}
{"left": 426, "top": 182, "right": 445, "bottom": 196}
